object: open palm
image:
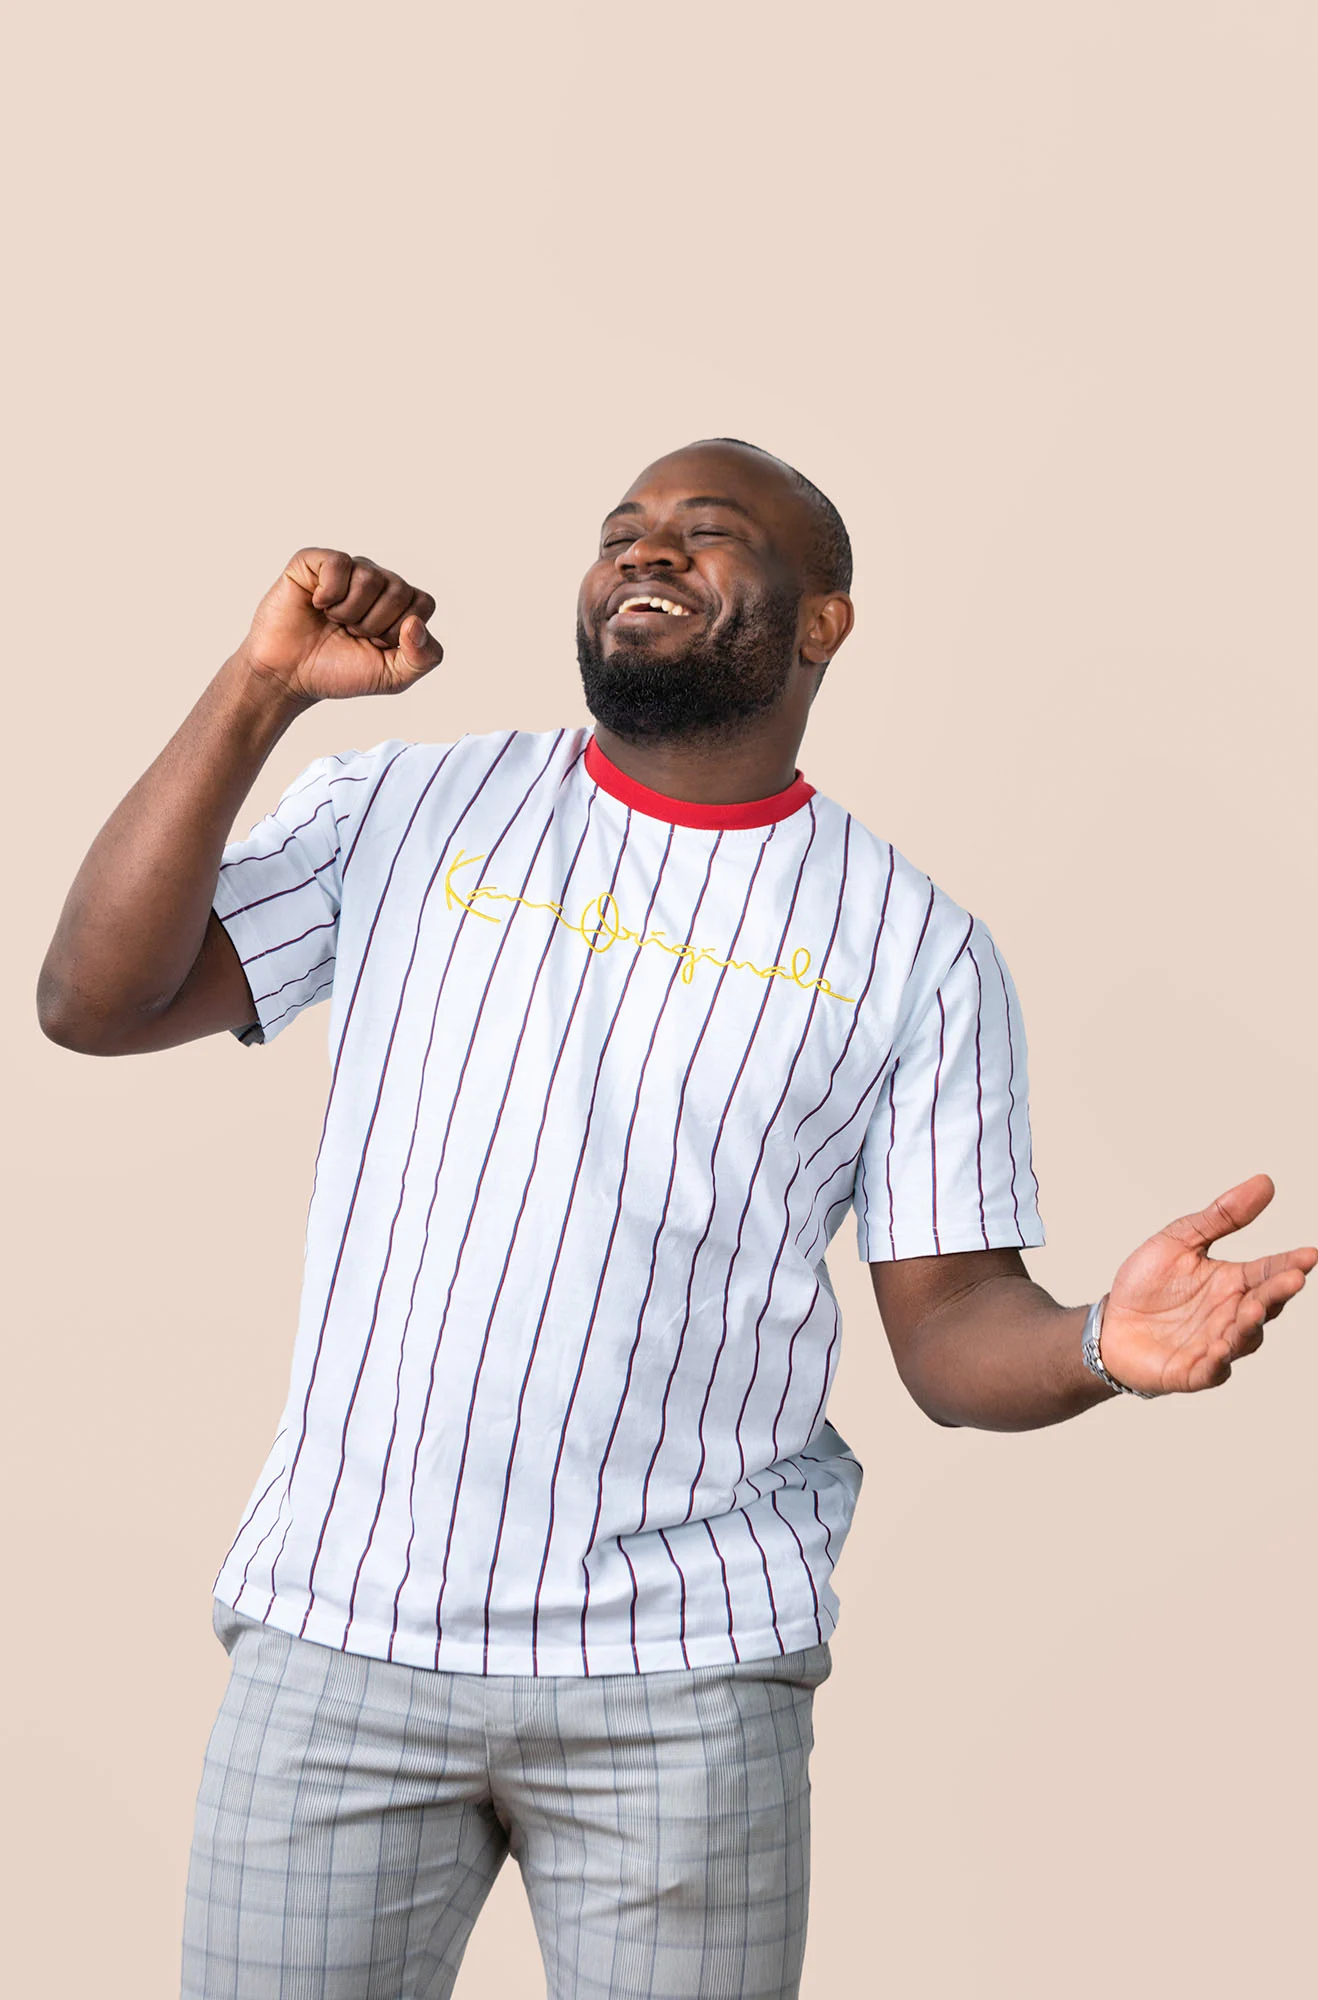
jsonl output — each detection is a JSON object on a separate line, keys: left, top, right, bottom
{"left": 1098, "top": 1174, "right": 1315, "bottom": 1395}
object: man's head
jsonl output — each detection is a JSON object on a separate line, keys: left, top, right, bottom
{"left": 576, "top": 440, "right": 854, "bottom": 748}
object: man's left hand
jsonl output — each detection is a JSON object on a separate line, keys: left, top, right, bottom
{"left": 1099, "top": 1174, "right": 1316, "bottom": 1395}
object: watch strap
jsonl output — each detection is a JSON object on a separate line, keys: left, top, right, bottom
{"left": 1082, "top": 1295, "right": 1157, "bottom": 1399}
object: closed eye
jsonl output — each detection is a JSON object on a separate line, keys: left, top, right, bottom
{"left": 598, "top": 523, "right": 740, "bottom": 553}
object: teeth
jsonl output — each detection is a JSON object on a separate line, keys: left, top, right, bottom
{"left": 618, "top": 596, "right": 690, "bottom": 616}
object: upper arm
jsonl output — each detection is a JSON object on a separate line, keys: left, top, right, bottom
{"left": 110, "top": 908, "right": 260, "bottom": 1053}
{"left": 72, "top": 743, "right": 372, "bottom": 1059}
{"left": 41, "top": 908, "right": 260, "bottom": 1057}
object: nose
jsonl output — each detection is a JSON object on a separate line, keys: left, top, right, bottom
{"left": 615, "top": 523, "right": 691, "bottom": 575}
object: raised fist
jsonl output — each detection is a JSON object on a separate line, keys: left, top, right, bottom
{"left": 240, "top": 548, "right": 443, "bottom": 703}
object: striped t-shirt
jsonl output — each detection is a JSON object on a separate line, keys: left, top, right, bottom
{"left": 209, "top": 725, "right": 1044, "bottom": 1675}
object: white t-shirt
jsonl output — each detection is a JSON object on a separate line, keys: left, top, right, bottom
{"left": 210, "top": 725, "right": 1044, "bottom": 1675}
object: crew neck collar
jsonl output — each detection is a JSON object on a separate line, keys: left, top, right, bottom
{"left": 584, "top": 735, "right": 815, "bottom": 831}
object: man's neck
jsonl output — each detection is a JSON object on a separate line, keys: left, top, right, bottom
{"left": 588, "top": 724, "right": 805, "bottom": 805}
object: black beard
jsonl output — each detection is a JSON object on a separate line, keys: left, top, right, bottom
{"left": 576, "top": 588, "right": 802, "bottom": 746}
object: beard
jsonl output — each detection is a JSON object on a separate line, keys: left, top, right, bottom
{"left": 576, "top": 585, "right": 802, "bottom": 746}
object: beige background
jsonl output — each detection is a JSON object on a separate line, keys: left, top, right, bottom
{"left": 6, "top": 2, "right": 1315, "bottom": 1993}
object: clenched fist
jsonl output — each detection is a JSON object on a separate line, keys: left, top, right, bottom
{"left": 240, "top": 549, "right": 444, "bottom": 703}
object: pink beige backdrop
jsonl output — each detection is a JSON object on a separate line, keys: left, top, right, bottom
{"left": 8, "top": 3, "right": 1315, "bottom": 1994}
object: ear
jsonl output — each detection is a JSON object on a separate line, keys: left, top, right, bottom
{"left": 799, "top": 592, "right": 855, "bottom": 668}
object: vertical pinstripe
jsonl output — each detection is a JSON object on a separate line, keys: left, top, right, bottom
{"left": 884, "top": 1060, "right": 900, "bottom": 1258}
{"left": 968, "top": 946, "right": 989, "bottom": 1247}
{"left": 989, "top": 935, "right": 1022, "bottom": 1232}
{"left": 930, "top": 991, "right": 947, "bottom": 1252}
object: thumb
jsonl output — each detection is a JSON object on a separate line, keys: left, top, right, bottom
{"left": 399, "top": 613, "right": 444, "bottom": 672}
{"left": 1162, "top": 1173, "right": 1275, "bottom": 1255}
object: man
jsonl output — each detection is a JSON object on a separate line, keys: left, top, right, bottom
{"left": 37, "top": 439, "right": 1314, "bottom": 2000}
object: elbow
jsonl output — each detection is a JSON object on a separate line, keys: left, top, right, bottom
{"left": 893, "top": 1357, "right": 963, "bottom": 1429}
{"left": 904, "top": 1373, "right": 964, "bottom": 1429}
{"left": 36, "top": 972, "right": 122, "bottom": 1056}
{"left": 35, "top": 970, "right": 86, "bottom": 1050}
{"left": 37, "top": 1006, "right": 109, "bottom": 1055}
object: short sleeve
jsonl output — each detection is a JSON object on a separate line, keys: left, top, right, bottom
{"left": 853, "top": 917, "right": 1045, "bottom": 1261}
{"left": 211, "top": 745, "right": 390, "bottom": 1047}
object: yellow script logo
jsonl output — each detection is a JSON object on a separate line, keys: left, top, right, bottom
{"left": 444, "top": 851, "right": 855, "bottom": 1005}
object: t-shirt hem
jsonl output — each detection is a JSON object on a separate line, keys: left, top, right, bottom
{"left": 212, "top": 1585, "right": 836, "bottom": 1677}
{"left": 209, "top": 893, "right": 283, "bottom": 1044}
{"left": 857, "top": 1221, "right": 1046, "bottom": 1263}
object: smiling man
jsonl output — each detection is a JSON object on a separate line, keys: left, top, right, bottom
{"left": 38, "top": 438, "right": 1314, "bottom": 2000}
{"left": 577, "top": 448, "right": 848, "bottom": 755}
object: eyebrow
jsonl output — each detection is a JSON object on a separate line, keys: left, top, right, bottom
{"left": 601, "top": 494, "right": 759, "bottom": 527}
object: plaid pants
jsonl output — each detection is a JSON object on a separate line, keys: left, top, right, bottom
{"left": 181, "top": 1600, "right": 831, "bottom": 2000}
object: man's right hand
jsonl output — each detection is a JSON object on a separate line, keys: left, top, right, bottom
{"left": 240, "top": 548, "right": 444, "bottom": 704}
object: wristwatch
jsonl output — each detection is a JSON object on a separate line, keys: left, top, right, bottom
{"left": 1082, "top": 1295, "right": 1157, "bottom": 1399}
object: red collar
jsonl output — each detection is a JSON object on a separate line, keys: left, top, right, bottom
{"left": 584, "top": 735, "right": 814, "bottom": 831}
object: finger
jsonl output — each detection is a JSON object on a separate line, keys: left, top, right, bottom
{"left": 1207, "top": 1354, "right": 1233, "bottom": 1387}
{"left": 353, "top": 574, "right": 414, "bottom": 640}
{"left": 366, "top": 588, "right": 438, "bottom": 652}
{"left": 1245, "top": 1264, "right": 1310, "bottom": 1322}
{"left": 1217, "top": 1269, "right": 1309, "bottom": 1359}
{"left": 326, "top": 558, "right": 392, "bottom": 628}
{"left": 1229, "top": 1293, "right": 1268, "bottom": 1351}
{"left": 1237, "top": 1244, "right": 1318, "bottom": 1291}
{"left": 1186, "top": 1342, "right": 1234, "bottom": 1391}
{"left": 1162, "top": 1174, "right": 1275, "bottom": 1254}
{"left": 300, "top": 549, "right": 353, "bottom": 609}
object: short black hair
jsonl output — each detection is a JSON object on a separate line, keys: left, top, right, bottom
{"left": 692, "top": 437, "right": 853, "bottom": 595}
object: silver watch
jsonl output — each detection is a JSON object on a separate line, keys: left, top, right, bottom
{"left": 1082, "top": 1295, "right": 1157, "bottom": 1399}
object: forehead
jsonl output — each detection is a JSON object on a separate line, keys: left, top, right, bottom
{"left": 611, "top": 444, "right": 811, "bottom": 557}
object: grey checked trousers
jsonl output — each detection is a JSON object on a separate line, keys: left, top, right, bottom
{"left": 181, "top": 1600, "right": 832, "bottom": 2000}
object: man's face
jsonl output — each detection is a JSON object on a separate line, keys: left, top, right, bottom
{"left": 576, "top": 444, "right": 814, "bottom": 744}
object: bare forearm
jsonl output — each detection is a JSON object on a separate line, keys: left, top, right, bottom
{"left": 37, "top": 647, "right": 315, "bottom": 1047}
{"left": 896, "top": 1275, "right": 1117, "bottom": 1431}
